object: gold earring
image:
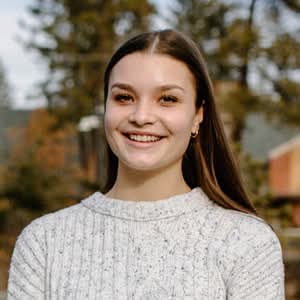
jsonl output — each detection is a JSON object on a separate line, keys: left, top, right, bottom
{"left": 191, "top": 128, "right": 199, "bottom": 138}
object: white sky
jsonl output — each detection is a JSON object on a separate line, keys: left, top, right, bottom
{"left": 0, "top": 0, "right": 48, "bottom": 109}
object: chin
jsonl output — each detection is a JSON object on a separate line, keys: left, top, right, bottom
{"left": 126, "top": 163, "right": 161, "bottom": 172}
{"left": 121, "top": 159, "right": 164, "bottom": 173}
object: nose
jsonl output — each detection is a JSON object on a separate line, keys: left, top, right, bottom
{"left": 128, "top": 100, "right": 156, "bottom": 126}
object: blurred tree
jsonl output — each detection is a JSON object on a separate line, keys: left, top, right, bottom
{"left": 0, "top": 59, "right": 12, "bottom": 108}
{"left": 0, "top": 109, "right": 82, "bottom": 222}
{"left": 170, "top": 0, "right": 300, "bottom": 140}
{"left": 22, "top": 0, "right": 155, "bottom": 123}
{"left": 170, "top": 0, "right": 261, "bottom": 142}
{"left": 257, "top": 1, "right": 300, "bottom": 126}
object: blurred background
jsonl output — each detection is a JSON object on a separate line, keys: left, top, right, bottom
{"left": 0, "top": 0, "right": 299, "bottom": 298}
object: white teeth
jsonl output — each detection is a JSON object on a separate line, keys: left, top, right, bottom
{"left": 128, "top": 134, "right": 161, "bottom": 142}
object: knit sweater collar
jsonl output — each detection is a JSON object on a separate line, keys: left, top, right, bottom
{"left": 81, "top": 187, "right": 211, "bottom": 221}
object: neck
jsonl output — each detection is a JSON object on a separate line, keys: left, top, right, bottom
{"left": 106, "top": 161, "right": 191, "bottom": 201}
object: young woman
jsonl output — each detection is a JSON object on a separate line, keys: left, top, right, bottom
{"left": 8, "top": 29, "right": 284, "bottom": 299}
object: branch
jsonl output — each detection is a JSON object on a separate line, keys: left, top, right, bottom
{"left": 282, "top": 0, "right": 300, "bottom": 13}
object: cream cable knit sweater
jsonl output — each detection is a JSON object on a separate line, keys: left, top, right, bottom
{"left": 7, "top": 187, "right": 284, "bottom": 299}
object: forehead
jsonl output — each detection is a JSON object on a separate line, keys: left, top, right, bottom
{"left": 109, "top": 52, "right": 196, "bottom": 90}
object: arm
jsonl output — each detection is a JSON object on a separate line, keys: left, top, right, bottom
{"left": 225, "top": 218, "right": 285, "bottom": 299}
{"left": 7, "top": 218, "right": 46, "bottom": 300}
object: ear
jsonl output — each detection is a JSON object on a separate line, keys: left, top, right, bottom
{"left": 193, "top": 106, "right": 204, "bottom": 126}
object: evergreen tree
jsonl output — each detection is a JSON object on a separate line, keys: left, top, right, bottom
{"left": 257, "top": 0, "right": 300, "bottom": 126}
{"left": 170, "top": 0, "right": 261, "bottom": 142}
{"left": 170, "top": 0, "right": 300, "bottom": 141}
{"left": 24, "top": 0, "right": 155, "bottom": 122}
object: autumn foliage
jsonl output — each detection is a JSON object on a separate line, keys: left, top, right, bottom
{"left": 0, "top": 109, "right": 83, "bottom": 232}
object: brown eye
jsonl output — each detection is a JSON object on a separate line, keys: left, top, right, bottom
{"left": 115, "top": 94, "right": 133, "bottom": 102}
{"left": 160, "top": 95, "right": 178, "bottom": 103}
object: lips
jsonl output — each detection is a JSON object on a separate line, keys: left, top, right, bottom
{"left": 122, "top": 131, "right": 164, "bottom": 143}
{"left": 128, "top": 134, "right": 160, "bottom": 142}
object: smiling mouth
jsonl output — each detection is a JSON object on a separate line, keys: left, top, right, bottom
{"left": 123, "top": 133, "right": 163, "bottom": 143}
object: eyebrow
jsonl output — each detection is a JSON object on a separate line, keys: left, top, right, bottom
{"left": 110, "top": 82, "right": 185, "bottom": 93}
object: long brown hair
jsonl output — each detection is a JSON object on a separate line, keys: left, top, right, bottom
{"left": 102, "top": 29, "right": 256, "bottom": 214}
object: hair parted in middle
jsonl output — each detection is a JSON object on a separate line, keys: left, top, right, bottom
{"left": 103, "top": 29, "right": 256, "bottom": 215}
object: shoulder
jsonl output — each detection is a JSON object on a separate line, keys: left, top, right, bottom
{"left": 212, "top": 207, "right": 283, "bottom": 284}
{"left": 15, "top": 194, "right": 94, "bottom": 245}
{"left": 23, "top": 203, "right": 82, "bottom": 233}
{"left": 216, "top": 208, "right": 281, "bottom": 251}
{"left": 195, "top": 188, "right": 280, "bottom": 249}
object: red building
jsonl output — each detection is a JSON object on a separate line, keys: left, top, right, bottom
{"left": 269, "top": 135, "right": 300, "bottom": 226}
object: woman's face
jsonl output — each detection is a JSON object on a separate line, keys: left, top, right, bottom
{"left": 104, "top": 52, "right": 203, "bottom": 174}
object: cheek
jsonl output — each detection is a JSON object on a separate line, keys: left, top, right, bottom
{"left": 104, "top": 102, "right": 121, "bottom": 132}
{"left": 167, "top": 114, "right": 194, "bottom": 136}
{"left": 103, "top": 112, "right": 111, "bottom": 135}
{"left": 104, "top": 111, "right": 120, "bottom": 156}
{"left": 103, "top": 106, "right": 117, "bottom": 139}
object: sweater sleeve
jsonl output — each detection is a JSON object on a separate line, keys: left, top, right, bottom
{"left": 7, "top": 217, "right": 47, "bottom": 300}
{"left": 224, "top": 216, "right": 285, "bottom": 299}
